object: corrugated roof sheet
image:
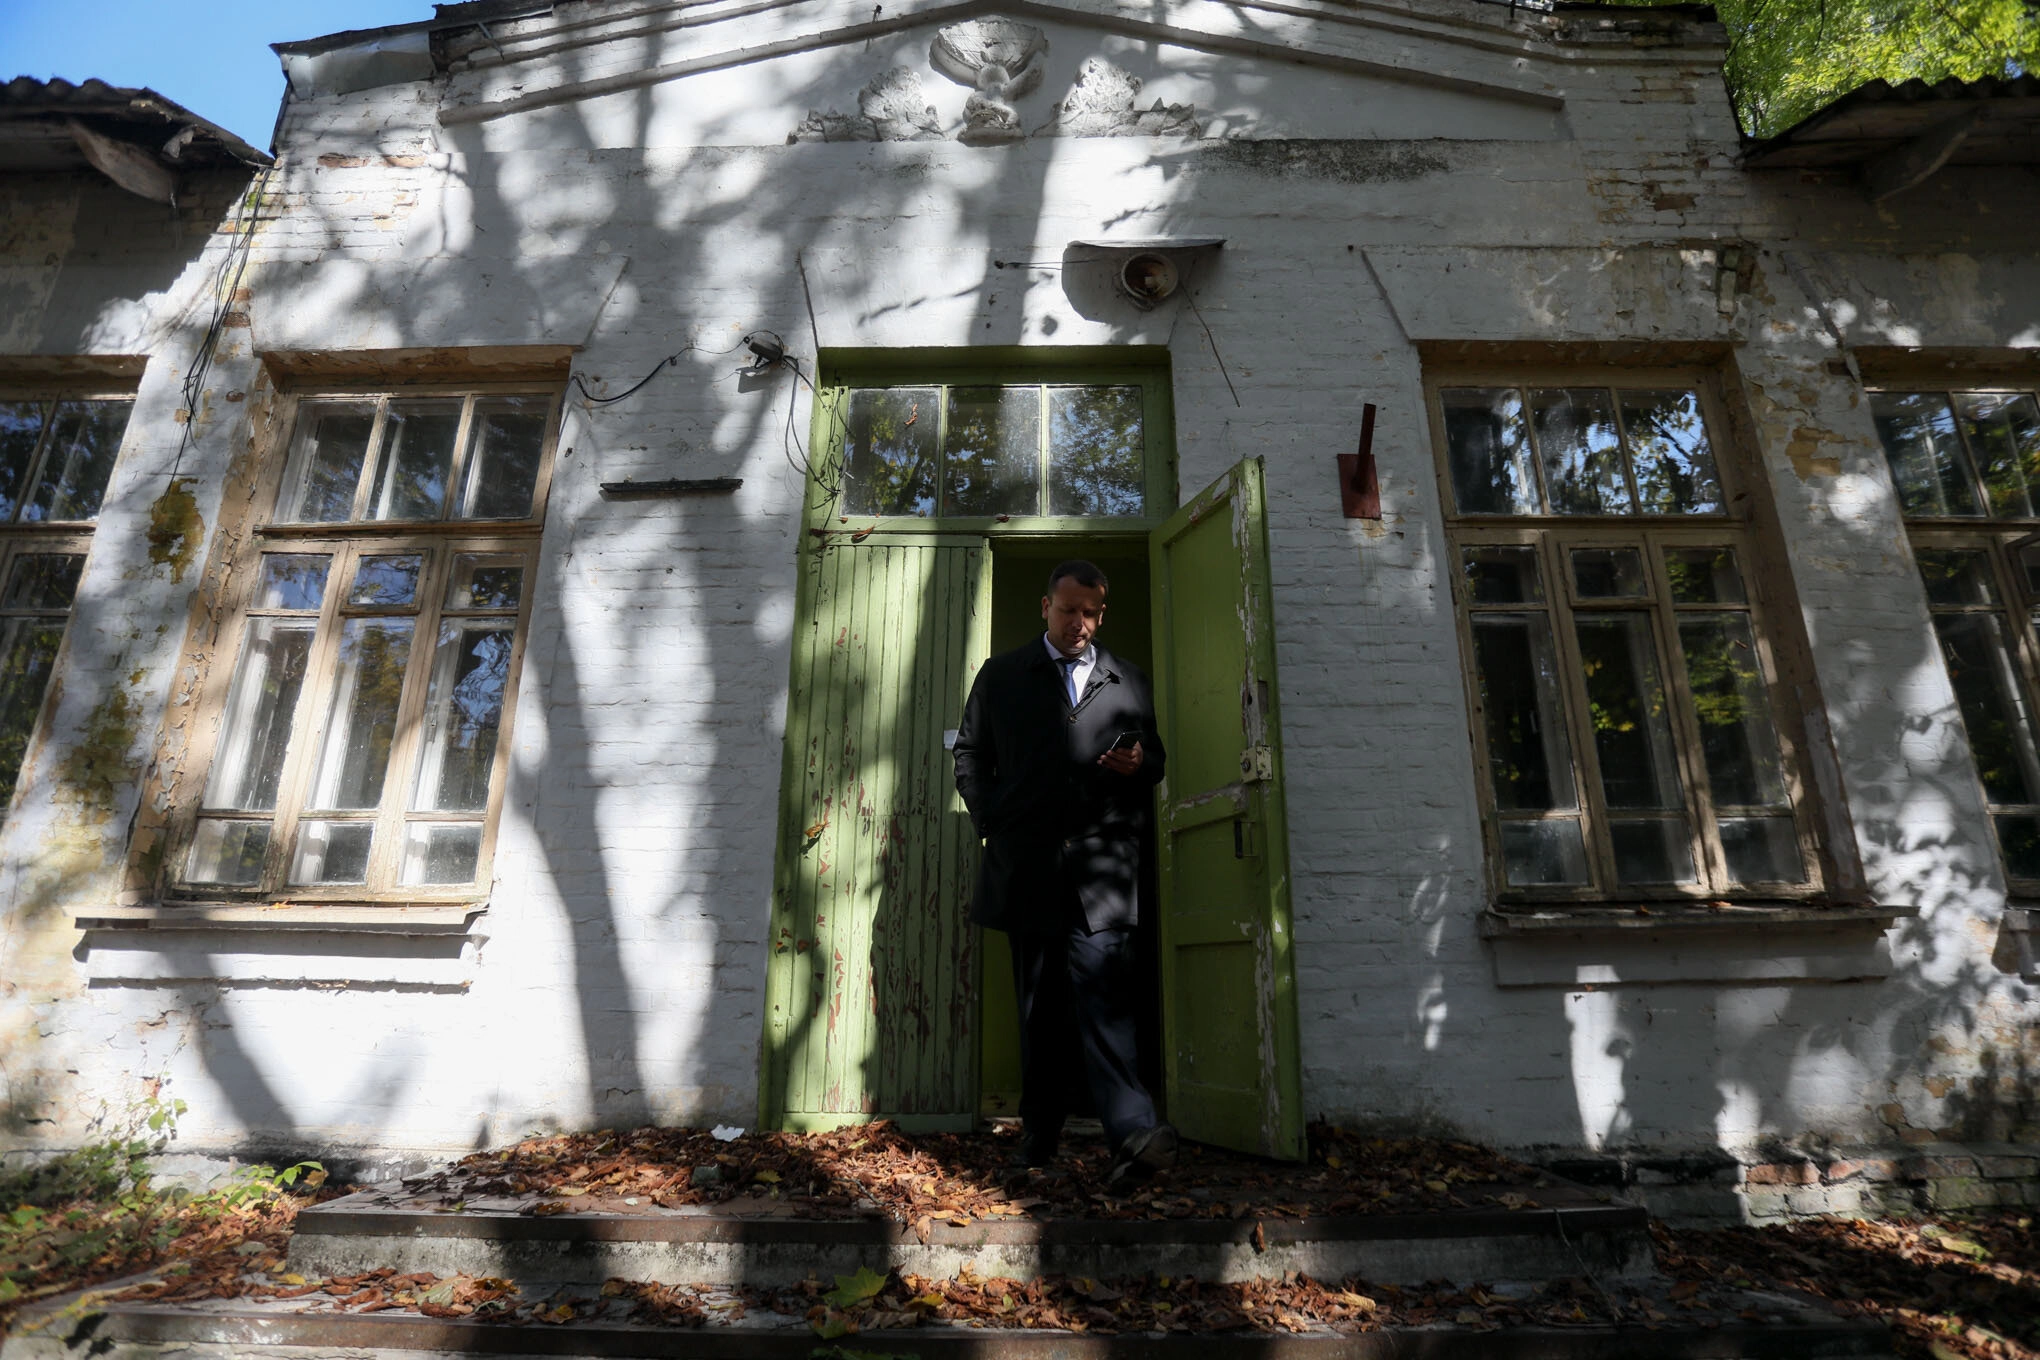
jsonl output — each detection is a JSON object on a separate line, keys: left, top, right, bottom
{"left": 1744, "top": 74, "right": 2040, "bottom": 168}
{"left": 0, "top": 76, "right": 272, "bottom": 172}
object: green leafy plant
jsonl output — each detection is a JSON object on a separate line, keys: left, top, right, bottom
{"left": 1, "top": 1090, "right": 324, "bottom": 1334}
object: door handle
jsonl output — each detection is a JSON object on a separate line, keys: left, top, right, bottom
{"left": 1233, "top": 818, "right": 1258, "bottom": 859}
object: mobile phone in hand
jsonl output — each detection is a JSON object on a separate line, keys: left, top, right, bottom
{"left": 1107, "top": 730, "right": 1141, "bottom": 752}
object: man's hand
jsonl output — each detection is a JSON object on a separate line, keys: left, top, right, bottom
{"left": 1097, "top": 741, "right": 1144, "bottom": 775}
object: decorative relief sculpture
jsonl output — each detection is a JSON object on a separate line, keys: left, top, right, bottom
{"left": 929, "top": 18, "right": 1048, "bottom": 145}
{"left": 786, "top": 22, "right": 1204, "bottom": 145}
{"left": 1038, "top": 57, "right": 1201, "bottom": 137}
{"left": 789, "top": 66, "right": 943, "bottom": 143}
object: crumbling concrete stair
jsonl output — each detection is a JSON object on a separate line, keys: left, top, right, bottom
{"left": 281, "top": 1187, "right": 1660, "bottom": 1288}
{"left": 0, "top": 1184, "right": 1901, "bottom": 1359}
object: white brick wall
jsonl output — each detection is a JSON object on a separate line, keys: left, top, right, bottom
{"left": 3, "top": 0, "right": 2036, "bottom": 1175}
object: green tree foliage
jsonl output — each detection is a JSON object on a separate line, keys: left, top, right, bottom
{"left": 1717, "top": 0, "right": 2040, "bottom": 137}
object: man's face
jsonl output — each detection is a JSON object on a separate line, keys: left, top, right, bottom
{"left": 1042, "top": 578, "right": 1107, "bottom": 657}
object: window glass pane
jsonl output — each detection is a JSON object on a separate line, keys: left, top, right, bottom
{"left": 1047, "top": 386, "right": 1144, "bottom": 516}
{"left": 446, "top": 554, "right": 524, "bottom": 610}
{"left": 1664, "top": 547, "right": 1746, "bottom": 604}
{"left": 1932, "top": 613, "right": 2040, "bottom": 807}
{"left": 1916, "top": 548, "right": 1998, "bottom": 606}
{"left": 253, "top": 554, "right": 330, "bottom": 612}
{"left": 0, "top": 402, "right": 46, "bottom": 521}
{"left": 1871, "top": 391, "right": 1980, "bottom": 517}
{"left": 1571, "top": 547, "right": 1648, "bottom": 599}
{"left": 1718, "top": 815, "right": 1805, "bottom": 884}
{"left": 26, "top": 400, "right": 130, "bottom": 521}
{"left": 2, "top": 553, "right": 85, "bottom": 610}
{"left": 1441, "top": 388, "right": 1538, "bottom": 514}
{"left": 289, "top": 820, "right": 375, "bottom": 885}
{"left": 943, "top": 386, "right": 1039, "bottom": 517}
{"left": 1461, "top": 546, "right": 1543, "bottom": 604}
{"left": 0, "top": 618, "right": 66, "bottom": 801}
{"left": 411, "top": 620, "right": 515, "bottom": 813}
{"left": 1609, "top": 819, "right": 1695, "bottom": 884}
{"left": 1955, "top": 392, "right": 2040, "bottom": 520}
{"left": 1574, "top": 615, "right": 1695, "bottom": 884}
{"left": 841, "top": 387, "right": 937, "bottom": 516}
{"left": 366, "top": 400, "right": 464, "bottom": 521}
{"left": 305, "top": 618, "right": 415, "bottom": 810}
{"left": 348, "top": 554, "right": 424, "bottom": 608}
{"left": 1994, "top": 814, "right": 2040, "bottom": 881}
{"left": 1676, "top": 615, "right": 1790, "bottom": 809}
{"left": 1619, "top": 390, "right": 1722, "bottom": 515}
{"left": 401, "top": 823, "right": 483, "bottom": 886}
{"left": 203, "top": 618, "right": 319, "bottom": 811}
{"left": 1471, "top": 615, "right": 1578, "bottom": 811}
{"left": 1499, "top": 820, "right": 1590, "bottom": 886}
{"left": 184, "top": 820, "right": 270, "bottom": 886}
{"left": 1531, "top": 388, "right": 1631, "bottom": 515}
{"left": 279, "top": 402, "right": 377, "bottom": 523}
{"left": 458, "top": 397, "right": 548, "bottom": 520}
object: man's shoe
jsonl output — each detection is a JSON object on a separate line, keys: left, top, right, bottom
{"left": 1106, "top": 1122, "right": 1178, "bottom": 1186}
{"left": 1008, "top": 1129, "right": 1058, "bottom": 1169}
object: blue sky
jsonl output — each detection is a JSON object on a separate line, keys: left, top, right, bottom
{"left": 1, "top": 1, "right": 436, "bottom": 150}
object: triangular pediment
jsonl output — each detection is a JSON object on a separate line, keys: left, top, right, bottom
{"left": 426, "top": 0, "right": 1574, "bottom": 148}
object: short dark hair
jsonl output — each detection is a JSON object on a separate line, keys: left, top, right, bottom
{"left": 1045, "top": 559, "right": 1109, "bottom": 597}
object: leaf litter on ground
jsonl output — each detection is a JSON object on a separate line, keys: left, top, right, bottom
{"left": 382, "top": 1120, "right": 1564, "bottom": 1226}
{"left": 9, "top": 1121, "right": 2029, "bottom": 1354}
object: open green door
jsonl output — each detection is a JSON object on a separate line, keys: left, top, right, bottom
{"left": 762, "top": 533, "right": 991, "bottom": 1129}
{"left": 1149, "top": 458, "right": 1304, "bottom": 1160}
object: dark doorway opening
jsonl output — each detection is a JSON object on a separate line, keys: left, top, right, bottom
{"left": 977, "top": 540, "right": 1164, "bottom": 1119}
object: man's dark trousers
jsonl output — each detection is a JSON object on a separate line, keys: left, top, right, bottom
{"left": 1009, "top": 914, "right": 1156, "bottom": 1152}
{"left": 952, "top": 636, "right": 1168, "bottom": 1156}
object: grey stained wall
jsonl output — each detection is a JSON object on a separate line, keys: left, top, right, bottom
{"left": 1, "top": 0, "right": 2035, "bottom": 1205}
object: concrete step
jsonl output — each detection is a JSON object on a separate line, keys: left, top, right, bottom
{"left": 3, "top": 1290, "right": 1897, "bottom": 1360}
{"left": 286, "top": 1191, "right": 1659, "bottom": 1289}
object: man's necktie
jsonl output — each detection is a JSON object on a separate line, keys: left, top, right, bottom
{"left": 1058, "top": 654, "right": 1081, "bottom": 707}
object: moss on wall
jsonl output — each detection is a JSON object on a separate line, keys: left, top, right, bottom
{"left": 145, "top": 478, "right": 205, "bottom": 585}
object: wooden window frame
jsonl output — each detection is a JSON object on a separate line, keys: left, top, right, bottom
{"left": 1874, "top": 379, "right": 2040, "bottom": 898}
{"left": 0, "top": 381, "right": 137, "bottom": 819}
{"left": 1427, "top": 363, "right": 1827, "bottom": 905}
{"left": 156, "top": 382, "right": 560, "bottom": 906}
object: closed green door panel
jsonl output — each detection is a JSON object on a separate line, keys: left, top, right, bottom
{"left": 1148, "top": 458, "right": 1304, "bottom": 1160}
{"left": 763, "top": 535, "right": 991, "bottom": 1129}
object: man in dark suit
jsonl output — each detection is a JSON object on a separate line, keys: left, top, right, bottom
{"left": 952, "top": 559, "right": 1177, "bottom": 1185}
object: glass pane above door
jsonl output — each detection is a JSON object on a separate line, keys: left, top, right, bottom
{"left": 839, "top": 383, "right": 1147, "bottom": 518}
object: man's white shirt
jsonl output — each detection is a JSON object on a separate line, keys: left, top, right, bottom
{"left": 1042, "top": 633, "right": 1098, "bottom": 704}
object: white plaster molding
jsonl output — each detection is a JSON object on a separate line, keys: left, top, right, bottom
{"left": 1364, "top": 246, "right": 1734, "bottom": 344}
{"left": 1037, "top": 56, "right": 1201, "bottom": 137}
{"left": 789, "top": 66, "right": 944, "bottom": 142}
{"left": 436, "top": 0, "right": 1571, "bottom": 128}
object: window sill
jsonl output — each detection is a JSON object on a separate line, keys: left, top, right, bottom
{"left": 76, "top": 902, "right": 484, "bottom": 935}
{"left": 1479, "top": 902, "right": 1915, "bottom": 938}
{"left": 1479, "top": 902, "right": 1916, "bottom": 988}
{"left": 74, "top": 903, "right": 484, "bottom": 988}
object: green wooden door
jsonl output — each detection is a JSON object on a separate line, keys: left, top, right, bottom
{"left": 1149, "top": 458, "right": 1304, "bottom": 1160}
{"left": 763, "top": 533, "right": 991, "bottom": 1129}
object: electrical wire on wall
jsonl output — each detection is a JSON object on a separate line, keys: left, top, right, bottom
{"left": 565, "top": 329, "right": 839, "bottom": 499}
{"left": 166, "top": 165, "right": 275, "bottom": 481}
{"left": 566, "top": 334, "right": 753, "bottom": 408}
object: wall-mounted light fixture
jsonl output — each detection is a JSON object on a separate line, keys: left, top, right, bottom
{"left": 1068, "top": 237, "right": 1223, "bottom": 312}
